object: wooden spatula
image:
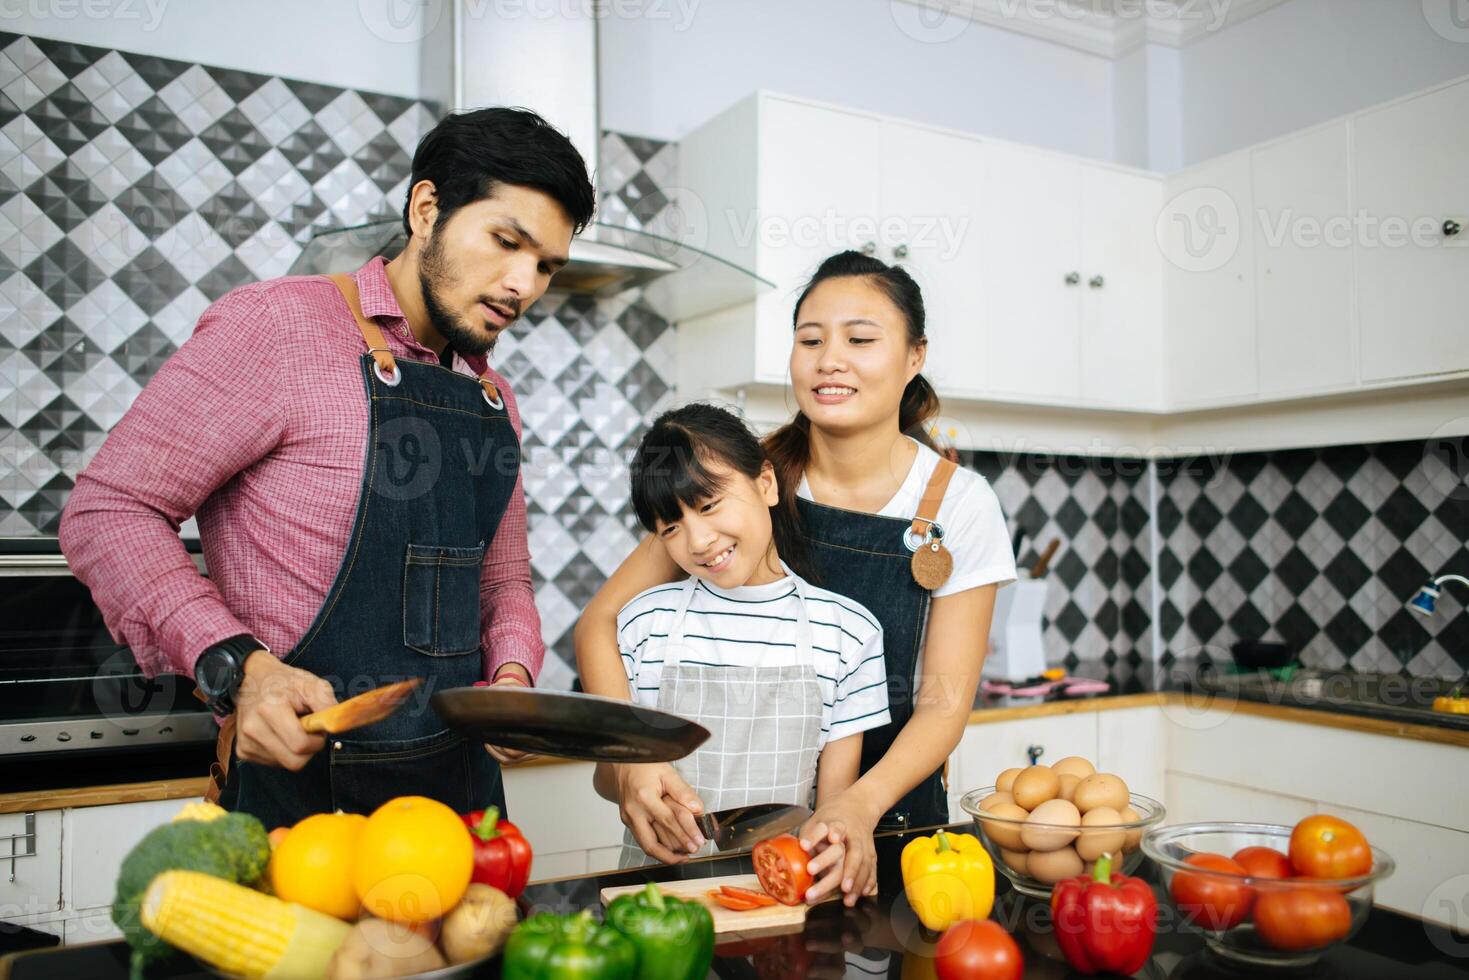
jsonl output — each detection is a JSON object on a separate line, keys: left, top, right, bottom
{"left": 300, "top": 678, "right": 424, "bottom": 734}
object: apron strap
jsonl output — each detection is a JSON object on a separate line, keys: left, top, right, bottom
{"left": 909, "top": 456, "right": 957, "bottom": 540}
{"left": 204, "top": 712, "right": 235, "bottom": 805}
{"left": 326, "top": 273, "right": 503, "bottom": 407}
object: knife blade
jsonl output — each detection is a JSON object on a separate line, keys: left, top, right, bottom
{"left": 695, "top": 803, "right": 812, "bottom": 852}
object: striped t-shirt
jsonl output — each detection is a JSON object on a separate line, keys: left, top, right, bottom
{"left": 617, "top": 573, "right": 891, "bottom": 749}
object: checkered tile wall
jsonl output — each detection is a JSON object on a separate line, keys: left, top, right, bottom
{"left": 1155, "top": 440, "right": 1469, "bottom": 684}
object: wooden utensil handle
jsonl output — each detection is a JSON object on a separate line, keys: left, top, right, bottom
{"left": 1031, "top": 539, "right": 1061, "bottom": 577}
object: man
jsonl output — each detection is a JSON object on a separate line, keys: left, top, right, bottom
{"left": 59, "top": 108, "right": 595, "bottom": 827}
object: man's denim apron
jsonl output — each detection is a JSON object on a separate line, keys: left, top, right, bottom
{"left": 218, "top": 273, "right": 516, "bottom": 828}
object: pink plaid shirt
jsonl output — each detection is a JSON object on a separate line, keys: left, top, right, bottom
{"left": 59, "top": 257, "right": 544, "bottom": 684}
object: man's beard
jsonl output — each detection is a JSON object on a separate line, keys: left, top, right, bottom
{"left": 417, "top": 228, "right": 514, "bottom": 359}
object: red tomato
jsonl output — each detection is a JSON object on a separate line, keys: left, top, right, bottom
{"left": 753, "top": 835, "right": 814, "bottom": 906}
{"left": 1289, "top": 816, "right": 1372, "bottom": 879}
{"left": 1253, "top": 887, "right": 1352, "bottom": 950}
{"left": 1170, "top": 854, "right": 1254, "bottom": 930}
{"left": 720, "top": 885, "right": 777, "bottom": 907}
{"left": 711, "top": 891, "right": 764, "bottom": 911}
{"left": 1233, "top": 846, "right": 1294, "bottom": 880}
{"left": 935, "top": 920, "right": 1024, "bottom": 980}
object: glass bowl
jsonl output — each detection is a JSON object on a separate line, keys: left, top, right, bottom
{"left": 1141, "top": 821, "right": 1395, "bottom": 967}
{"left": 959, "top": 786, "right": 1166, "bottom": 899}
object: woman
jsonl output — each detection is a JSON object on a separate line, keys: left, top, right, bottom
{"left": 576, "top": 251, "right": 1016, "bottom": 904}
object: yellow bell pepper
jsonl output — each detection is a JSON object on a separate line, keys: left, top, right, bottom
{"left": 900, "top": 829, "right": 995, "bottom": 932}
{"left": 1434, "top": 689, "right": 1469, "bottom": 714}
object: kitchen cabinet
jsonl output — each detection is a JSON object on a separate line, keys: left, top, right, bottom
{"left": 0, "top": 811, "right": 62, "bottom": 920}
{"left": 1161, "top": 151, "right": 1259, "bottom": 408}
{"left": 63, "top": 799, "right": 182, "bottom": 912}
{"left": 1252, "top": 121, "right": 1357, "bottom": 396}
{"left": 1096, "top": 706, "right": 1166, "bottom": 804}
{"left": 501, "top": 760, "right": 626, "bottom": 880}
{"left": 1354, "top": 77, "right": 1469, "bottom": 383}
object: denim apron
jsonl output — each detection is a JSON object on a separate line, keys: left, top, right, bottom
{"left": 795, "top": 498, "right": 948, "bottom": 830}
{"left": 217, "top": 274, "right": 516, "bottom": 828}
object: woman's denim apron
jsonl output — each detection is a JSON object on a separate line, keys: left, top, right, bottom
{"left": 218, "top": 275, "right": 516, "bottom": 828}
{"left": 796, "top": 498, "right": 948, "bottom": 830}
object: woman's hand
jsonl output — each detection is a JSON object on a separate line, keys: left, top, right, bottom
{"left": 616, "top": 762, "right": 706, "bottom": 864}
{"left": 799, "top": 793, "right": 880, "bottom": 906}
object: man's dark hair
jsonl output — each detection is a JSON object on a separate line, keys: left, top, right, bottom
{"left": 403, "top": 106, "right": 596, "bottom": 236}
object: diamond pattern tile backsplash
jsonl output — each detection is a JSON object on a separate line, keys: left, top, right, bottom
{"left": 3, "top": 32, "right": 1465, "bottom": 689}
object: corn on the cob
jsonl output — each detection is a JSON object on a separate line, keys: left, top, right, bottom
{"left": 172, "top": 801, "right": 229, "bottom": 823}
{"left": 141, "top": 870, "right": 351, "bottom": 980}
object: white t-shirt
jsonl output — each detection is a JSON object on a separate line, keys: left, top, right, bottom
{"left": 617, "top": 574, "right": 892, "bottom": 749}
{"left": 798, "top": 439, "right": 1017, "bottom": 598}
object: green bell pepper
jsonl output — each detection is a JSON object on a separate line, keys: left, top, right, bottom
{"left": 503, "top": 910, "right": 638, "bottom": 980}
{"left": 605, "top": 883, "right": 715, "bottom": 980}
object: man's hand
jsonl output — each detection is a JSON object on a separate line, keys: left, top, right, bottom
{"left": 233, "top": 651, "right": 338, "bottom": 770}
{"left": 616, "top": 763, "right": 705, "bottom": 865}
{"left": 484, "top": 664, "right": 535, "bottom": 765}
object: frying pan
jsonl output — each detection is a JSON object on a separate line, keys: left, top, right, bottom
{"left": 431, "top": 686, "right": 710, "bottom": 763}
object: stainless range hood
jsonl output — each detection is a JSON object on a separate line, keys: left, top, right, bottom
{"left": 287, "top": 2, "right": 768, "bottom": 322}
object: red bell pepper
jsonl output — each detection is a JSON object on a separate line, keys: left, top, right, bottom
{"left": 1049, "top": 852, "right": 1157, "bottom": 975}
{"left": 462, "top": 806, "right": 534, "bottom": 898}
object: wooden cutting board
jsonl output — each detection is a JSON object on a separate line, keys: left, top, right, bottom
{"left": 600, "top": 874, "right": 837, "bottom": 937}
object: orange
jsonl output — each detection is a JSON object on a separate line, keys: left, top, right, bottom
{"left": 352, "top": 795, "right": 473, "bottom": 924}
{"left": 268, "top": 812, "right": 367, "bottom": 920}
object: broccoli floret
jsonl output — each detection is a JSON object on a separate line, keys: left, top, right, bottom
{"left": 111, "top": 811, "right": 271, "bottom": 978}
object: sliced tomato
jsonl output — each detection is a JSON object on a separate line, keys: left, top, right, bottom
{"left": 720, "top": 885, "right": 777, "bottom": 906}
{"left": 753, "top": 834, "right": 814, "bottom": 907}
{"left": 712, "top": 892, "right": 764, "bottom": 911}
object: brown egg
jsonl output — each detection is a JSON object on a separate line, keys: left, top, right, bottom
{"left": 1021, "top": 799, "right": 1081, "bottom": 851}
{"left": 981, "top": 803, "right": 1030, "bottom": 851}
{"left": 978, "top": 791, "right": 1015, "bottom": 812}
{"left": 1051, "top": 756, "right": 1096, "bottom": 780}
{"left": 1057, "top": 773, "right": 1080, "bottom": 802}
{"left": 1012, "top": 766, "right": 1060, "bottom": 810}
{"left": 1000, "top": 848, "right": 1030, "bottom": 874}
{"left": 996, "top": 767, "right": 1023, "bottom": 794}
{"left": 1028, "top": 846, "right": 1084, "bottom": 884}
{"left": 1075, "top": 806, "right": 1126, "bottom": 861}
{"left": 1072, "top": 773, "right": 1129, "bottom": 814}
{"left": 1119, "top": 805, "right": 1143, "bottom": 852}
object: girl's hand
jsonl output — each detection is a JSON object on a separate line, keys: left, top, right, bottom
{"left": 799, "top": 795, "right": 880, "bottom": 906}
{"left": 616, "top": 762, "right": 706, "bottom": 864}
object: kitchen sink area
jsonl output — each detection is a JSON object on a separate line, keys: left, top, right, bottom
{"left": 1191, "top": 664, "right": 1469, "bottom": 731}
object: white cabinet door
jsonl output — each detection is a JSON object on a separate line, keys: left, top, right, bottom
{"left": 1095, "top": 707, "right": 1166, "bottom": 806}
{"left": 502, "top": 761, "right": 625, "bottom": 880}
{"left": 1161, "top": 151, "right": 1258, "bottom": 407}
{"left": 1354, "top": 79, "right": 1469, "bottom": 382}
{"left": 1252, "top": 122, "right": 1357, "bottom": 396}
{"left": 880, "top": 121, "right": 988, "bottom": 397}
{"left": 982, "top": 143, "right": 1083, "bottom": 401}
{"left": 65, "top": 799, "right": 185, "bottom": 912}
{"left": 956, "top": 713, "right": 1098, "bottom": 795}
{"left": 1080, "top": 168, "right": 1164, "bottom": 409}
{"left": 0, "top": 810, "right": 63, "bottom": 920}
{"left": 751, "top": 97, "right": 883, "bottom": 383}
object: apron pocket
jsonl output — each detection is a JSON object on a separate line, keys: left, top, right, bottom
{"left": 403, "top": 542, "right": 485, "bottom": 656}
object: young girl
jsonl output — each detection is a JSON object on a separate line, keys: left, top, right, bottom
{"left": 579, "top": 251, "right": 1015, "bottom": 904}
{"left": 599, "top": 403, "right": 890, "bottom": 874}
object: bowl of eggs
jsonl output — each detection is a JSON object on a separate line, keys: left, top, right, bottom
{"left": 959, "top": 756, "right": 1165, "bottom": 899}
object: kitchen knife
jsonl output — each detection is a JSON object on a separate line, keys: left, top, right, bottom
{"left": 300, "top": 677, "right": 424, "bottom": 734}
{"left": 696, "top": 803, "right": 812, "bottom": 852}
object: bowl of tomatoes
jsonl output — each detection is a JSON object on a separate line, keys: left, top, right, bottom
{"left": 1141, "top": 817, "right": 1394, "bottom": 967}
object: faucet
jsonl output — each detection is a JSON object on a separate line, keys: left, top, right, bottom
{"left": 1408, "top": 574, "right": 1469, "bottom": 616}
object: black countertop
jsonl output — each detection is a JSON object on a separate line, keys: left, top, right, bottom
{"left": 5, "top": 823, "right": 1465, "bottom": 979}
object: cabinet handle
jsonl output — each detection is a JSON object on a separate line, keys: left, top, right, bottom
{"left": 1445, "top": 220, "right": 1463, "bottom": 238}
{"left": 4, "top": 812, "right": 37, "bottom": 883}
{"left": 1026, "top": 744, "right": 1044, "bottom": 766}
{"left": 860, "top": 241, "right": 876, "bottom": 256}
{"left": 1064, "top": 272, "right": 1080, "bottom": 286}
{"left": 1089, "top": 275, "right": 1105, "bottom": 289}
{"left": 893, "top": 243, "right": 909, "bottom": 259}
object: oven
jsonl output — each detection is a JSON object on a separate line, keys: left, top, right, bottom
{"left": 0, "top": 539, "right": 218, "bottom": 790}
